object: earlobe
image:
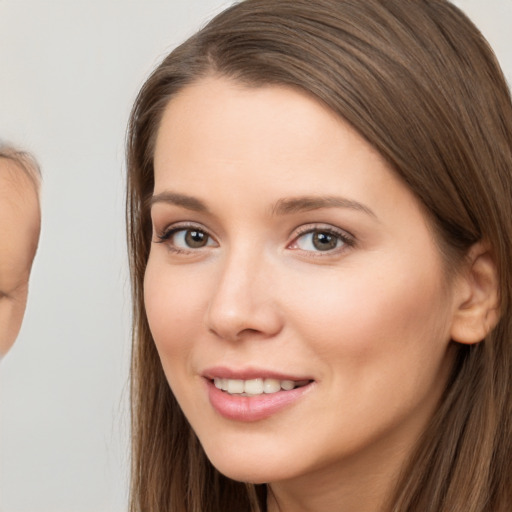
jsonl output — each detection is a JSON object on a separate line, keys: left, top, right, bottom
{"left": 450, "top": 242, "right": 500, "bottom": 345}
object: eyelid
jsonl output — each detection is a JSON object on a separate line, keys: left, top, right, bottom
{"left": 152, "top": 221, "right": 354, "bottom": 256}
{"left": 154, "top": 221, "right": 218, "bottom": 250}
{"left": 287, "top": 223, "right": 355, "bottom": 253}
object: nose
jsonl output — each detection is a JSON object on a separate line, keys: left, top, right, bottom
{"left": 205, "top": 250, "right": 283, "bottom": 342}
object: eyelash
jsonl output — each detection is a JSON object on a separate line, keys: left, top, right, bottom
{"left": 288, "top": 225, "right": 355, "bottom": 255}
{"left": 154, "top": 223, "right": 355, "bottom": 256}
{"left": 155, "top": 222, "right": 216, "bottom": 254}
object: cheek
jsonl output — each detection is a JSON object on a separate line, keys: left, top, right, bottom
{"left": 143, "top": 258, "right": 221, "bottom": 390}
{"left": 283, "top": 254, "right": 452, "bottom": 377}
{"left": 143, "top": 264, "right": 194, "bottom": 421}
{"left": 144, "top": 262, "right": 200, "bottom": 357}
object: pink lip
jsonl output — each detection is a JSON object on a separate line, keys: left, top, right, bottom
{"left": 202, "top": 367, "right": 315, "bottom": 422}
{"left": 202, "top": 366, "right": 312, "bottom": 382}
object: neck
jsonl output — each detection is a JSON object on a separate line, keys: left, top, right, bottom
{"left": 267, "top": 463, "right": 398, "bottom": 512}
{"left": 265, "top": 422, "right": 422, "bottom": 512}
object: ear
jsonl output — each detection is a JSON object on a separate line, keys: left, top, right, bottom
{"left": 450, "top": 242, "right": 500, "bottom": 345}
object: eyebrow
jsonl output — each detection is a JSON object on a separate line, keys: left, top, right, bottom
{"left": 150, "top": 191, "right": 209, "bottom": 212}
{"left": 150, "top": 191, "right": 376, "bottom": 218}
{"left": 272, "top": 195, "right": 376, "bottom": 218}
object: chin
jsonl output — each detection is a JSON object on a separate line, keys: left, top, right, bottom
{"left": 202, "top": 444, "right": 295, "bottom": 484}
{"left": 212, "top": 462, "right": 279, "bottom": 485}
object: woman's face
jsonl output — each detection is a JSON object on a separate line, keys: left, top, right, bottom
{"left": 145, "top": 77, "right": 462, "bottom": 488}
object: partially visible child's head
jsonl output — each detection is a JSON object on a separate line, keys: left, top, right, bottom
{"left": 0, "top": 144, "right": 41, "bottom": 357}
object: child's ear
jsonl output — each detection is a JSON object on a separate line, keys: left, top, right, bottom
{"left": 450, "top": 242, "right": 500, "bottom": 345}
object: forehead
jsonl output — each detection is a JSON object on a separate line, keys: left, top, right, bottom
{"left": 0, "top": 158, "right": 39, "bottom": 202}
{"left": 0, "top": 158, "right": 41, "bottom": 289}
{"left": 155, "top": 76, "right": 341, "bottom": 146}
{"left": 0, "top": 158, "right": 40, "bottom": 241}
{"left": 153, "top": 76, "right": 388, "bottom": 192}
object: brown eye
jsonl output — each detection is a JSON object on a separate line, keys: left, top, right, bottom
{"left": 157, "top": 226, "right": 216, "bottom": 250}
{"left": 183, "top": 229, "right": 209, "bottom": 248}
{"left": 312, "top": 232, "right": 338, "bottom": 251}
{"left": 291, "top": 228, "right": 349, "bottom": 253}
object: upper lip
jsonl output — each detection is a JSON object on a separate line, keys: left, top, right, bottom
{"left": 202, "top": 366, "right": 313, "bottom": 382}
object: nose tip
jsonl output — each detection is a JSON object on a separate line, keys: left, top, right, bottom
{"left": 205, "top": 262, "right": 283, "bottom": 342}
{"left": 207, "top": 293, "right": 283, "bottom": 342}
{"left": 207, "top": 311, "right": 267, "bottom": 343}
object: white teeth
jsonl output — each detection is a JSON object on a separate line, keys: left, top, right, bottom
{"left": 214, "top": 378, "right": 229, "bottom": 390}
{"left": 263, "top": 378, "right": 281, "bottom": 394}
{"left": 281, "top": 380, "right": 295, "bottom": 391}
{"left": 213, "top": 377, "right": 308, "bottom": 395}
{"left": 227, "top": 379, "right": 244, "bottom": 394}
{"left": 244, "top": 378, "right": 264, "bottom": 395}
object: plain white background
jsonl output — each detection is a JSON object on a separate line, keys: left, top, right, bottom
{"left": 0, "top": 1, "right": 510, "bottom": 511}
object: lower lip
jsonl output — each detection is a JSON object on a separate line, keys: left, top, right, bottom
{"left": 206, "top": 379, "right": 313, "bottom": 422}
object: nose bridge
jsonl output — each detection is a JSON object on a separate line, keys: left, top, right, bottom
{"left": 205, "top": 241, "right": 281, "bottom": 341}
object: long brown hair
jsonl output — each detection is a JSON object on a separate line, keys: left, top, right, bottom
{"left": 126, "top": 1, "right": 512, "bottom": 510}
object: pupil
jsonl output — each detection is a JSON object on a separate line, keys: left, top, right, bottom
{"left": 185, "top": 230, "right": 207, "bottom": 248}
{"left": 313, "top": 232, "right": 337, "bottom": 251}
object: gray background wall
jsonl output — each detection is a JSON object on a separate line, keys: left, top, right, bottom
{"left": 0, "top": 1, "right": 510, "bottom": 511}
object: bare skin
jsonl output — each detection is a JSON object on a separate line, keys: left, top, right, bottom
{"left": 0, "top": 157, "right": 40, "bottom": 357}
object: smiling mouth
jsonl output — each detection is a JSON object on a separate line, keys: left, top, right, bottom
{"left": 213, "top": 378, "right": 311, "bottom": 396}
